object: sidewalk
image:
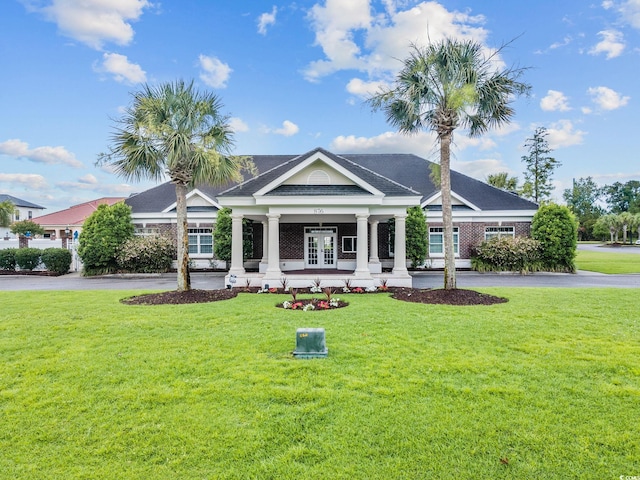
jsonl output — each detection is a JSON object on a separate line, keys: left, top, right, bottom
{"left": 1, "top": 269, "right": 639, "bottom": 291}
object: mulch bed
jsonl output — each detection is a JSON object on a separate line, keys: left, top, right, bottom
{"left": 121, "top": 287, "right": 507, "bottom": 306}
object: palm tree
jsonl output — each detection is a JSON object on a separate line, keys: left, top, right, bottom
{"left": 486, "top": 172, "right": 519, "bottom": 191}
{"left": 99, "top": 80, "right": 253, "bottom": 291}
{"left": 0, "top": 200, "right": 15, "bottom": 228}
{"left": 368, "top": 39, "right": 530, "bottom": 289}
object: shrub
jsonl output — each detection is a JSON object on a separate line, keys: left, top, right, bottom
{"left": 531, "top": 204, "right": 578, "bottom": 272}
{"left": 116, "top": 235, "right": 176, "bottom": 273}
{"left": 213, "top": 207, "right": 253, "bottom": 264}
{"left": 406, "top": 206, "right": 428, "bottom": 268}
{"left": 471, "top": 236, "right": 542, "bottom": 273}
{"left": 14, "top": 247, "right": 42, "bottom": 271}
{"left": 77, "top": 203, "right": 134, "bottom": 276}
{"left": 0, "top": 248, "right": 17, "bottom": 270}
{"left": 41, "top": 248, "right": 72, "bottom": 275}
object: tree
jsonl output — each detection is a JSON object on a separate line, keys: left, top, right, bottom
{"left": 594, "top": 214, "right": 622, "bottom": 243}
{"left": 486, "top": 172, "right": 519, "bottom": 191}
{"left": 531, "top": 204, "right": 577, "bottom": 272}
{"left": 406, "top": 206, "right": 428, "bottom": 268}
{"left": 98, "top": 80, "right": 254, "bottom": 291}
{"left": 604, "top": 180, "right": 640, "bottom": 214}
{"left": 367, "top": 39, "right": 529, "bottom": 289}
{"left": 521, "top": 127, "right": 560, "bottom": 203}
{"left": 619, "top": 211, "right": 634, "bottom": 244}
{"left": 77, "top": 203, "right": 134, "bottom": 275}
{"left": 562, "top": 177, "right": 604, "bottom": 240}
{"left": 10, "top": 220, "right": 45, "bottom": 239}
{"left": 0, "top": 200, "right": 15, "bottom": 228}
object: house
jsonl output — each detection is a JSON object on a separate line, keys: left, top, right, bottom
{"left": 31, "top": 197, "right": 126, "bottom": 246}
{"left": 125, "top": 147, "right": 538, "bottom": 288}
{"left": 0, "top": 194, "right": 46, "bottom": 239}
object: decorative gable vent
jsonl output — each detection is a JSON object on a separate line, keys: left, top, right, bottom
{"left": 307, "top": 169, "right": 331, "bottom": 185}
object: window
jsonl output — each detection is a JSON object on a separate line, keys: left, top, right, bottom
{"left": 429, "top": 227, "right": 459, "bottom": 256}
{"left": 28, "top": 211, "right": 33, "bottom": 219}
{"left": 485, "top": 226, "right": 515, "bottom": 241}
{"left": 15, "top": 211, "right": 20, "bottom": 221}
{"left": 342, "top": 236, "right": 357, "bottom": 253}
{"left": 188, "top": 228, "right": 213, "bottom": 254}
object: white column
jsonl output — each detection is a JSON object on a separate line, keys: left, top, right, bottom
{"left": 265, "top": 213, "right": 281, "bottom": 277}
{"left": 355, "top": 213, "right": 370, "bottom": 276}
{"left": 393, "top": 213, "right": 408, "bottom": 274}
{"left": 261, "top": 221, "right": 268, "bottom": 264}
{"left": 369, "top": 220, "right": 379, "bottom": 263}
{"left": 229, "top": 213, "right": 245, "bottom": 275}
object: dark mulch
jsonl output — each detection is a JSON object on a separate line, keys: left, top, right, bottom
{"left": 392, "top": 288, "right": 508, "bottom": 306}
{"left": 121, "top": 288, "right": 238, "bottom": 305}
{"left": 0, "top": 270, "right": 62, "bottom": 276}
{"left": 121, "top": 287, "right": 507, "bottom": 306}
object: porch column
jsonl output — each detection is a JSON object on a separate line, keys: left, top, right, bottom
{"left": 369, "top": 220, "right": 379, "bottom": 263}
{"left": 355, "top": 213, "right": 370, "bottom": 276}
{"left": 261, "top": 220, "right": 268, "bottom": 264}
{"left": 229, "top": 213, "right": 245, "bottom": 275}
{"left": 265, "top": 213, "right": 281, "bottom": 277}
{"left": 393, "top": 212, "right": 408, "bottom": 274}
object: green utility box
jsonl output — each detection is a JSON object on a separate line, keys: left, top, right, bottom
{"left": 293, "top": 328, "right": 328, "bottom": 359}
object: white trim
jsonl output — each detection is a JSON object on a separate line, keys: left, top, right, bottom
{"left": 254, "top": 151, "right": 385, "bottom": 198}
{"left": 162, "top": 188, "right": 222, "bottom": 213}
{"left": 421, "top": 191, "right": 481, "bottom": 211}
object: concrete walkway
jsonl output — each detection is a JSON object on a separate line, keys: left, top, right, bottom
{"left": 1, "top": 269, "right": 639, "bottom": 291}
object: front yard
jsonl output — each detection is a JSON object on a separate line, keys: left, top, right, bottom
{"left": 1, "top": 289, "right": 638, "bottom": 478}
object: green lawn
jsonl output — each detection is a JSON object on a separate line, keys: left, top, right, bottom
{"left": 1, "top": 289, "right": 639, "bottom": 479}
{"left": 576, "top": 248, "right": 640, "bottom": 273}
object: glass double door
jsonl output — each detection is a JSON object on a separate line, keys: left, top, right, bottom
{"left": 305, "top": 230, "right": 336, "bottom": 268}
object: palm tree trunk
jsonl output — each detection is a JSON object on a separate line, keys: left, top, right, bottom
{"left": 175, "top": 182, "right": 191, "bottom": 292}
{"left": 440, "top": 131, "right": 456, "bottom": 290}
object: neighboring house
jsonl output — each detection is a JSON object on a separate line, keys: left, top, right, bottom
{"left": 31, "top": 197, "right": 126, "bottom": 244}
{"left": 126, "top": 147, "right": 538, "bottom": 287}
{"left": 0, "top": 194, "right": 46, "bottom": 239}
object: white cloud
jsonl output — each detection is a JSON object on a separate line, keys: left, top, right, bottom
{"left": 55, "top": 179, "right": 137, "bottom": 195}
{"left": 331, "top": 130, "right": 439, "bottom": 158}
{"left": 451, "top": 158, "right": 515, "bottom": 181}
{"left": 589, "top": 30, "right": 625, "bottom": 59}
{"left": 0, "top": 173, "right": 48, "bottom": 190}
{"left": 96, "top": 52, "right": 146, "bottom": 83}
{"left": 78, "top": 174, "right": 98, "bottom": 185}
{"left": 257, "top": 6, "right": 277, "bottom": 35}
{"left": 304, "top": 1, "right": 490, "bottom": 81}
{"left": 273, "top": 120, "right": 299, "bottom": 137}
{"left": 0, "top": 139, "right": 83, "bottom": 168}
{"left": 587, "top": 86, "right": 630, "bottom": 110}
{"left": 613, "top": 0, "right": 640, "bottom": 29}
{"left": 25, "top": 0, "right": 150, "bottom": 49}
{"left": 546, "top": 120, "right": 586, "bottom": 149}
{"left": 229, "top": 117, "right": 249, "bottom": 133}
{"left": 346, "top": 78, "right": 389, "bottom": 98}
{"left": 198, "top": 55, "right": 232, "bottom": 89}
{"left": 540, "top": 90, "right": 571, "bottom": 112}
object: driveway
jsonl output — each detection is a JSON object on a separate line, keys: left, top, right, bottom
{"left": 1, "top": 269, "right": 639, "bottom": 291}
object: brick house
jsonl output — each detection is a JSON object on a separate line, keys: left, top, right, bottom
{"left": 125, "top": 147, "right": 538, "bottom": 288}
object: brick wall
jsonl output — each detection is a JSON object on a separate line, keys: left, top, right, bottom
{"left": 428, "top": 221, "right": 532, "bottom": 258}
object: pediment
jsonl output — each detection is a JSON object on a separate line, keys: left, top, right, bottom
{"left": 162, "top": 189, "right": 221, "bottom": 213}
{"left": 422, "top": 191, "right": 480, "bottom": 211}
{"left": 254, "top": 151, "right": 383, "bottom": 197}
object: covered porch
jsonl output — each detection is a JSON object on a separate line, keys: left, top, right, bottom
{"left": 223, "top": 210, "right": 414, "bottom": 289}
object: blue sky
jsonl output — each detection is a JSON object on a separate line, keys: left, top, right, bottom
{"left": 1, "top": 0, "right": 638, "bottom": 213}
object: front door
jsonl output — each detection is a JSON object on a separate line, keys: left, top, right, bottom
{"left": 305, "top": 228, "right": 337, "bottom": 269}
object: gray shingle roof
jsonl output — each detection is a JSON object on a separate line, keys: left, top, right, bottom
{"left": 125, "top": 147, "right": 538, "bottom": 213}
{"left": 0, "top": 194, "right": 45, "bottom": 209}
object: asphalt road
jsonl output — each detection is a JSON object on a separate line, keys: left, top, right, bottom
{"left": 2, "top": 244, "right": 639, "bottom": 291}
{"left": 1, "top": 269, "right": 639, "bottom": 291}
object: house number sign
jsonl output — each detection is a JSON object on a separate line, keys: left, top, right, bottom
{"left": 314, "top": 208, "right": 324, "bottom": 214}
